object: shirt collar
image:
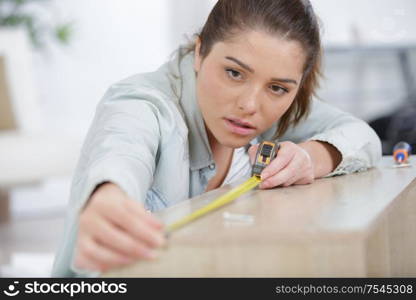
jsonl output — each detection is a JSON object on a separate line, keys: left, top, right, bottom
{"left": 168, "top": 47, "right": 214, "bottom": 171}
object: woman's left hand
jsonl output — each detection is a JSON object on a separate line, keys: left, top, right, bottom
{"left": 248, "top": 141, "right": 315, "bottom": 188}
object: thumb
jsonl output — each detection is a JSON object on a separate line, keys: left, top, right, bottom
{"left": 248, "top": 144, "right": 259, "bottom": 164}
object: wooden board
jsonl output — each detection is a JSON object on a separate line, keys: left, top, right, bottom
{"left": 104, "top": 156, "right": 416, "bottom": 277}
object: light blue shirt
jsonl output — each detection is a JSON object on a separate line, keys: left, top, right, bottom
{"left": 52, "top": 47, "right": 382, "bottom": 277}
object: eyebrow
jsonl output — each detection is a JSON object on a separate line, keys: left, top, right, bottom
{"left": 225, "top": 56, "right": 298, "bottom": 85}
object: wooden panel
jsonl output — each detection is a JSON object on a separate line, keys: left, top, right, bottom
{"left": 0, "top": 56, "right": 17, "bottom": 130}
{"left": 387, "top": 180, "right": 416, "bottom": 276}
{"left": 104, "top": 156, "right": 416, "bottom": 277}
{"left": 0, "top": 189, "right": 10, "bottom": 223}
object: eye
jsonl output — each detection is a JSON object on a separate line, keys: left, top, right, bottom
{"left": 225, "top": 68, "right": 243, "bottom": 80}
{"left": 269, "top": 84, "right": 288, "bottom": 96}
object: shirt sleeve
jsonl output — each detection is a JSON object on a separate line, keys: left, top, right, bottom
{"left": 52, "top": 84, "right": 162, "bottom": 277}
{"left": 278, "top": 99, "right": 382, "bottom": 177}
{"left": 70, "top": 87, "right": 161, "bottom": 212}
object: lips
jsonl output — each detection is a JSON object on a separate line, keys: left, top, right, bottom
{"left": 224, "top": 117, "right": 256, "bottom": 136}
{"left": 226, "top": 118, "right": 256, "bottom": 129}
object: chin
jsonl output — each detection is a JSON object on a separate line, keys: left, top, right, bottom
{"left": 218, "top": 134, "right": 253, "bottom": 148}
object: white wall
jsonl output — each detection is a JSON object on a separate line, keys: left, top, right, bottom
{"left": 313, "top": 0, "right": 416, "bottom": 46}
{"left": 32, "top": 0, "right": 172, "bottom": 137}
{"left": 30, "top": 0, "right": 416, "bottom": 138}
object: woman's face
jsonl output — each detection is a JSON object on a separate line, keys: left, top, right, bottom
{"left": 194, "top": 30, "right": 306, "bottom": 148}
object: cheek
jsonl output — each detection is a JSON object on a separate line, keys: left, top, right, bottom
{"left": 198, "top": 69, "right": 233, "bottom": 106}
{"left": 261, "top": 97, "right": 296, "bottom": 126}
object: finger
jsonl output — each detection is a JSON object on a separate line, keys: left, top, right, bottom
{"left": 260, "top": 142, "right": 299, "bottom": 180}
{"left": 260, "top": 156, "right": 303, "bottom": 188}
{"left": 91, "top": 188, "right": 163, "bottom": 230}
{"left": 123, "top": 199, "right": 164, "bottom": 229}
{"left": 293, "top": 175, "right": 314, "bottom": 185}
{"left": 91, "top": 216, "right": 158, "bottom": 260}
{"left": 73, "top": 242, "right": 103, "bottom": 272}
{"left": 73, "top": 251, "right": 102, "bottom": 272}
{"left": 260, "top": 167, "right": 294, "bottom": 188}
{"left": 262, "top": 153, "right": 314, "bottom": 188}
{"left": 131, "top": 218, "right": 166, "bottom": 248}
{"left": 76, "top": 237, "right": 133, "bottom": 272}
{"left": 119, "top": 215, "right": 166, "bottom": 248}
{"left": 99, "top": 202, "right": 165, "bottom": 248}
{"left": 248, "top": 144, "right": 259, "bottom": 164}
{"left": 260, "top": 153, "right": 293, "bottom": 181}
{"left": 282, "top": 173, "right": 299, "bottom": 187}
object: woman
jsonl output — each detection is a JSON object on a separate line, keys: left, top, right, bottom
{"left": 52, "top": 0, "right": 381, "bottom": 277}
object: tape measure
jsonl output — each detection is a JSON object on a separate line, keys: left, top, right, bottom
{"left": 166, "top": 141, "right": 279, "bottom": 233}
{"left": 251, "top": 141, "right": 279, "bottom": 178}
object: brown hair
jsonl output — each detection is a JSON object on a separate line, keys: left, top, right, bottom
{"left": 188, "top": 0, "right": 322, "bottom": 138}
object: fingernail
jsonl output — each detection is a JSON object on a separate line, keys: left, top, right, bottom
{"left": 261, "top": 173, "right": 269, "bottom": 180}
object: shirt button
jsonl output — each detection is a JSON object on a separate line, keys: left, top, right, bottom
{"left": 209, "top": 163, "right": 215, "bottom": 170}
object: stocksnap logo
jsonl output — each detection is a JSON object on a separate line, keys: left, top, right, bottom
{"left": 3, "top": 281, "right": 20, "bottom": 297}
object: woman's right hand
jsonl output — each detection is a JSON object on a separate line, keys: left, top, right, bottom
{"left": 73, "top": 182, "right": 166, "bottom": 272}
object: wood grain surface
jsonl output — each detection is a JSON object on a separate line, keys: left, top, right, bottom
{"left": 104, "top": 156, "right": 416, "bottom": 277}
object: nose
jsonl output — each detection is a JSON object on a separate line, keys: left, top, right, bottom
{"left": 236, "top": 86, "right": 261, "bottom": 115}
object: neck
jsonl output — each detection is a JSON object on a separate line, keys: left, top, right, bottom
{"left": 206, "top": 127, "right": 224, "bottom": 153}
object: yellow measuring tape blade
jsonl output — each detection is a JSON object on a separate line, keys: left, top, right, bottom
{"left": 166, "top": 176, "right": 261, "bottom": 233}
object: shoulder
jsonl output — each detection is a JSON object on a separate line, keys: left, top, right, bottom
{"left": 95, "top": 63, "right": 188, "bottom": 140}
{"left": 102, "top": 64, "right": 175, "bottom": 108}
{"left": 102, "top": 47, "right": 191, "bottom": 109}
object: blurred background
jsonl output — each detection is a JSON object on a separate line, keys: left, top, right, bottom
{"left": 0, "top": 0, "right": 415, "bottom": 277}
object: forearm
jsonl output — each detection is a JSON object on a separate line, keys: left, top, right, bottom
{"left": 298, "top": 140, "right": 342, "bottom": 178}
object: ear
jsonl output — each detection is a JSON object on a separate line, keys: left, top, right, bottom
{"left": 194, "top": 36, "right": 202, "bottom": 73}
